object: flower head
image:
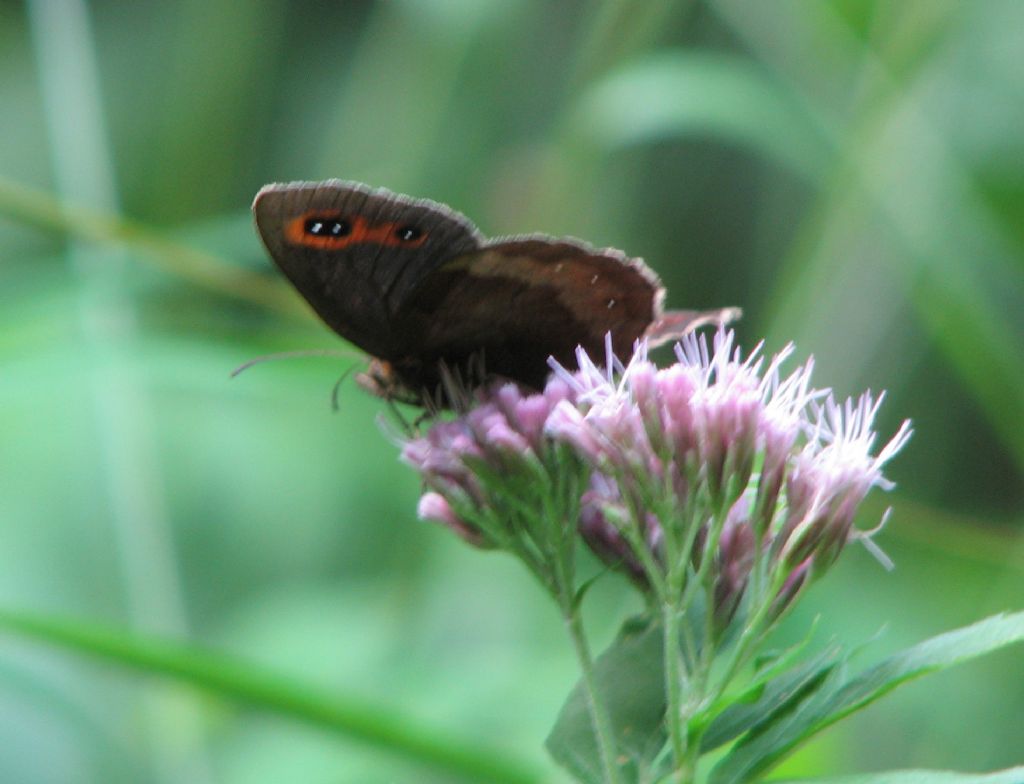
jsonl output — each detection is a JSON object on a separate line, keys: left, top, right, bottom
{"left": 777, "top": 391, "right": 913, "bottom": 570}
{"left": 399, "top": 377, "right": 579, "bottom": 549}
{"left": 398, "top": 328, "right": 911, "bottom": 629}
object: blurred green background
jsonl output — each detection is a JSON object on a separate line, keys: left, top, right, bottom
{"left": 1, "top": 1, "right": 1022, "bottom": 782}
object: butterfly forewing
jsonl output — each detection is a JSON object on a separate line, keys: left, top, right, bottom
{"left": 253, "top": 180, "right": 482, "bottom": 359}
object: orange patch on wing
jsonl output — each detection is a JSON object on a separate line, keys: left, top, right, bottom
{"left": 285, "top": 211, "right": 428, "bottom": 250}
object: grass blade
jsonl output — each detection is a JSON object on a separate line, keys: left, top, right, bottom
{"left": 0, "top": 608, "right": 542, "bottom": 784}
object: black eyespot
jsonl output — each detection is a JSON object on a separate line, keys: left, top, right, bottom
{"left": 394, "top": 225, "right": 423, "bottom": 242}
{"left": 304, "top": 217, "right": 350, "bottom": 237}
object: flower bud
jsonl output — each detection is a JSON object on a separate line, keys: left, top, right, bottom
{"left": 579, "top": 495, "right": 647, "bottom": 583}
{"left": 712, "top": 505, "right": 756, "bottom": 632}
{"left": 769, "top": 556, "right": 812, "bottom": 621}
{"left": 417, "top": 492, "right": 488, "bottom": 548}
{"left": 544, "top": 400, "right": 609, "bottom": 468}
{"left": 654, "top": 364, "right": 699, "bottom": 461}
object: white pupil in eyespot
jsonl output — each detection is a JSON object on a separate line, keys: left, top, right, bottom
{"left": 396, "top": 226, "right": 422, "bottom": 241}
{"left": 304, "top": 217, "right": 350, "bottom": 237}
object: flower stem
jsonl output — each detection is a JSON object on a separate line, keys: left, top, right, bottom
{"left": 713, "top": 567, "right": 788, "bottom": 694}
{"left": 548, "top": 462, "right": 621, "bottom": 784}
{"left": 564, "top": 608, "right": 623, "bottom": 784}
{"left": 662, "top": 600, "right": 688, "bottom": 776}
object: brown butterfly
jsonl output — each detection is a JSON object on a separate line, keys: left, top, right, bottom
{"left": 253, "top": 180, "right": 739, "bottom": 403}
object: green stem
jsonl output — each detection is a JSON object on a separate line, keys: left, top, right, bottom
{"left": 662, "top": 600, "right": 688, "bottom": 777}
{"left": 0, "top": 175, "right": 301, "bottom": 316}
{"left": 544, "top": 454, "right": 621, "bottom": 784}
{"left": 663, "top": 486, "right": 739, "bottom": 782}
{"left": 619, "top": 499, "right": 668, "bottom": 598}
{"left": 713, "top": 567, "right": 789, "bottom": 694}
{"left": 701, "top": 578, "right": 717, "bottom": 676}
{"left": 678, "top": 731, "right": 701, "bottom": 784}
{"left": 697, "top": 499, "right": 732, "bottom": 675}
{"left": 564, "top": 608, "right": 623, "bottom": 784}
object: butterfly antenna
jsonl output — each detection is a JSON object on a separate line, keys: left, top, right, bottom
{"left": 412, "top": 406, "right": 436, "bottom": 431}
{"left": 329, "top": 364, "right": 359, "bottom": 412}
{"left": 230, "top": 348, "right": 359, "bottom": 378}
{"left": 376, "top": 405, "right": 418, "bottom": 442}
{"left": 387, "top": 397, "right": 420, "bottom": 436}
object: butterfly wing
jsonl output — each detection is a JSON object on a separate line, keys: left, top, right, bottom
{"left": 643, "top": 307, "right": 743, "bottom": 348}
{"left": 253, "top": 180, "right": 482, "bottom": 359}
{"left": 389, "top": 236, "right": 737, "bottom": 390}
{"left": 254, "top": 180, "right": 740, "bottom": 399}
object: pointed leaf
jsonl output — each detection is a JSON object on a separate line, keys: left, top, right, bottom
{"left": 546, "top": 618, "right": 667, "bottom": 784}
{"left": 701, "top": 644, "right": 842, "bottom": 752}
{"left": 711, "top": 612, "right": 1024, "bottom": 784}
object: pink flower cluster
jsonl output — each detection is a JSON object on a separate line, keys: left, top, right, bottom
{"left": 401, "top": 377, "right": 577, "bottom": 548}
{"left": 401, "top": 330, "right": 911, "bottom": 621}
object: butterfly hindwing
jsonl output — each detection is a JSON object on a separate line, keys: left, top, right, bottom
{"left": 391, "top": 237, "right": 663, "bottom": 389}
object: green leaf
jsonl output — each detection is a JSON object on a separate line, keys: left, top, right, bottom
{"left": 568, "top": 51, "right": 832, "bottom": 182}
{"left": 546, "top": 617, "right": 667, "bottom": 784}
{"left": 0, "top": 608, "right": 542, "bottom": 784}
{"left": 700, "top": 644, "right": 842, "bottom": 752}
{"left": 775, "top": 768, "right": 1024, "bottom": 784}
{"left": 711, "top": 612, "right": 1024, "bottom": 784}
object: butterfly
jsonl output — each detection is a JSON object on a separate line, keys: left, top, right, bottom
{"left": 253, "top": 180, "right": 739, "bottom": 403}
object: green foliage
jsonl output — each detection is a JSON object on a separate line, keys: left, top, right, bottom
{"left": 0, "top": 609, "right": 541, "bottom": 784}
{"left": 547, "top": 618, "right": 668, "bottom": 784}
{"left": 776, "top": 770, "right": 1024, "bottom": 784}
{"left": 544, "top": 612, "right": 1024, "bottom": 783}
{"left": 0, "top": 1, "right": 1022, "bottom": 782}
{"left": 710, "top": 612, "right": 1024, "bottom": 784}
